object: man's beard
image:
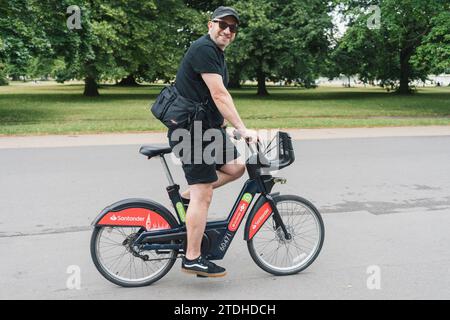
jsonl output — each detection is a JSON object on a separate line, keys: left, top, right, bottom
{"left": 213, "top": 33, "right": 232, "bottom": 48}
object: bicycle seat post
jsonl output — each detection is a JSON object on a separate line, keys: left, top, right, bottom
{"left": 159, "top": 155, "right": 175, "bottom": 186}
{"left": 159, "top": 154, "right": 187, "bottom": 223}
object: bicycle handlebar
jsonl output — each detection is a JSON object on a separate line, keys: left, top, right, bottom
{"left": 232, "top": 129, "right": 295, "bottom": 170}
{"left": 232, "top": 129, "right": 260, "bottom": 154}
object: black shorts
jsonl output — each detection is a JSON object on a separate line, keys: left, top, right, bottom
{"left": 168, "top": 126, "right": 240, "bottom": 185}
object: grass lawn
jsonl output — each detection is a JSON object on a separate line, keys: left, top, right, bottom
{"left": 0, "top": 82, "right": 449, "bottom": 135}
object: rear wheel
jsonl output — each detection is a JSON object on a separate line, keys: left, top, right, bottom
{"left": 247, "top": 195, "right": 324, "bottom": 276}
{"left": 90, "top": 226, "right": 177, "bottom": 287}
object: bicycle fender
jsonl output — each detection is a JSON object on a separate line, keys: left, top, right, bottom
{"left": 91, "top": 198, "right": 179, "bottom": 230}
{"left": 244, "top": 194, "right": 275, "bottom": 241}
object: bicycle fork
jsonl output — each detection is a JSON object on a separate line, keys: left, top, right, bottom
{"left": 265, "top": 194, "right": 292, "bottom": 241}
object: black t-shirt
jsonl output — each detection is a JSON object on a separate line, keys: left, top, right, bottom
{"left": 175, "top": 34, "right": 229, "bottom": 128}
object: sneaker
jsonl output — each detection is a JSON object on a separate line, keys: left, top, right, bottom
{"left": 181, "top": 255, "right": 227, "bottom": 277}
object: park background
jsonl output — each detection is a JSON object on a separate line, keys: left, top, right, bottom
{"left": 1, "top": 1, "right": 450, "bottom": 300}
{"left": 1, "top": 0, "right": 449, "bottom": 135}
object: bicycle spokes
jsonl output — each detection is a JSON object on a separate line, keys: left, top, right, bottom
{"left": 249, "top": 198, "right": 324, "bottom": 273}
{"left": 94, "top": 226, "right": 176, "bottom": 284}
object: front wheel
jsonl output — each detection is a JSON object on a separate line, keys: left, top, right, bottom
{"left": 247, "top": 195, "right": 325, "bottom": 276}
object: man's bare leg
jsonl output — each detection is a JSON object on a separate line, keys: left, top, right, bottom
{"left": 181, "top": 161, "right": 245, "bottom": 199}
{"left": 185, "top": 183, "right": 213, "bottom": 260}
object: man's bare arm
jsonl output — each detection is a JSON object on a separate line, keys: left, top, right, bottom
{"left": 201, "top": 73, "right": 246, "bottom": 131}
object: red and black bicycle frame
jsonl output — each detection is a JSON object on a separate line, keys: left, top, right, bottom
{"left": 127, "top": 173, "right": 286, "bottom": 261}
{"left": 92, "top": 131, "right": 295, "bottom": 261}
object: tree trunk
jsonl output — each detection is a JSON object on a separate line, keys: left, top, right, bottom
{"left": 228, "top": 66, "right": 242, "bottom": 89}
{"left": 256, "top": 64, "right": 268, "bottom": 96}
{"left": 0, "top": 76, "right": 8, "bottom": 86}
{"left": 117, "top": 74, "right": 139, "bottom": 86}
{"left": 84, "top": 76, "right": 99, "bottom": 97}
{"left": 228, "top": 75, "right": 241, "bottom": 89}
{"left": 398, "top": 48, "right": 413, "bottom": 94}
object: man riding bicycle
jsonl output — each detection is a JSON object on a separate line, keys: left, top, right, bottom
{"left": 168, "top": 6, "right": 258, "bottom": 277}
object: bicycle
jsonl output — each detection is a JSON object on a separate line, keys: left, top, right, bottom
{"left": 90, "top": 131, "right": 325, "bottom": 287}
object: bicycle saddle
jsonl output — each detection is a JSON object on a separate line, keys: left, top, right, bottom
{"left": 139, "top": 145, "right": 172, "bottom": 159}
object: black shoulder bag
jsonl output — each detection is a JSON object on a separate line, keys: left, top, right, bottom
{"left": 150, "top": 84, "right": 207, "bottom": 130}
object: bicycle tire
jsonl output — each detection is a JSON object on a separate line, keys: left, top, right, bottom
{"left": 90, "top": 226, "right": 178, "bottom": 287}
{"left": 247, "top": 194, "right": 325, "bottom": 276}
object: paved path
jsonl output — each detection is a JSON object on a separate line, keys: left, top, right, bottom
{"left": 0, "top": 130, "right": 449, "bottom": 299}
{"left": 1, "top": 126, "right": 450, "bottom": 149}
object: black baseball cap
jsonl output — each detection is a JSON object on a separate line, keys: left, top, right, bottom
{"left": 211, "top": 6, "right": 240, "bottom": 24}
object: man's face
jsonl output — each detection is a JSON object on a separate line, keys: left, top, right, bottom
{"left": 208, "top": 16, "right": 238, "bottom": 50}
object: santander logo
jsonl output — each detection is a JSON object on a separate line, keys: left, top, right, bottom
{"left": 228, "top": 193, "right": 253, "bottom": 232}
{"left": 249, "top": 203, "right": 272, "bottom": 239}
{"left": 110, "top": 215, "right": 145, "bottom": 222}
{"left": 99, "top": 208, "right": 170, "bottom": 230}
{"left": 228, "top": 202, "right": 249, "bottom": 232}
{"left": 232, "top": 203, "right": 246, "bottom": 226}
{"left": 253, "top": 208, "right": 271, "bottom": 228}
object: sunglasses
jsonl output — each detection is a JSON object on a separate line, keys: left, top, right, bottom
{"left": 212, "top": 20, "right": 238, "bottom": 33}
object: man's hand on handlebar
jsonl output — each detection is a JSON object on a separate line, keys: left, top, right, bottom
{"left": 233, "top": 128, "right": 259, "bottom": 144}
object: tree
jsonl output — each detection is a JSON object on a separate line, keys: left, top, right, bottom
{"left": 327, "top": 15, "right": 399, "bottom": 88}
{"left": 32, "top": 1, "right": 115, "bottom": 96}
{"left": 184, "top": 0, "right": 224, "bottom": 11}
{"left": 0, "top": 36, "right": 7, "bottom": 85}
{"left": 36, "top": 0, "right": 197, "bottom": 96}
{"left": 115, "top": 0, "right": 202, "bottom": 86}
{"left": 334, "top": 0, "right": 449, "bottom": 93}
{"left": 413, "top": 10, "right": 450, "bottom": 75}
{"left": 228, "top": 0, "right": 332, "bottom": 95}
{"left": 0, "top": 0, "right": 51, "bottom": 81}
{"left": 272, "top": 0, "right": 332, "bottom": 88}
